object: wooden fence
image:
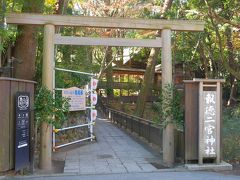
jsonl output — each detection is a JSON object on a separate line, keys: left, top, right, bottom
{"left": 0, "top": 78, "right": 35, "bottom": 172}
{"left": 98, "top": 98, "right": 184, "bottom": 162}
{"left": 100, "top": 96, "right": 158, "bottom": 103}
{"left": 98, "top": 81, "right": 161, "bottom": 91}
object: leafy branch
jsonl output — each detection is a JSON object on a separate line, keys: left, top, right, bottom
{"left": 153, "top": 83, "right": 184, "bottom": 130}
{"left": 35, "top": 86, "right": 70, "bottom": 128}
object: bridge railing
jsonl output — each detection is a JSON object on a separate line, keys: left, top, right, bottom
{"left": 98, "top": 98, "right": 184, "bottom": 161}
{"left": 109, "top": 107, "right": 163, "bottom": 148}
{"left": 100, "top": 96, "right": 158, "bottom": 103}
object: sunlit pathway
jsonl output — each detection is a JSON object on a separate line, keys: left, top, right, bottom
{"left": 63, "top": 117, "right": 162, "bottom": 174}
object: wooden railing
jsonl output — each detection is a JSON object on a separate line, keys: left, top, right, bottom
{"left": 97, "top": 98, "right": 184, "bottom": 161}
{"left": 98, "top": 81, "right": 161, "bottom": 90}
{"left": 100, "top": 96, "right": 158, "bottom": 103}
{"left": 109, "top": 108, "right": 163, "bottom": 148}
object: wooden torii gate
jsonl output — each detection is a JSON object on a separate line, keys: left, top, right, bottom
{"left": 7, "top": 13, "right": 204, "bottom": 169}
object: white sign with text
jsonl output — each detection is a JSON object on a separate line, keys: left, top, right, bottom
{"left": 203, "top": 91, "right": 217, "bottom": 157}
{"left": 62, "top": 87, "right": 86, "bottom": 111}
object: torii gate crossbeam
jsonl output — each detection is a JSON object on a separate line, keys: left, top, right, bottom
{"left": 6, "top": 13, "right": 204, "bottom": 31}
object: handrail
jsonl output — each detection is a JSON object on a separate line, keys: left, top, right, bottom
{"left": 98, "top": 97, "right": 158, "bottom": 124}
{"left": 107, "top": 107, "right": 163, "bottom": 128}
{"left": 98, "top": 81, "right": 161, "bottom": 90}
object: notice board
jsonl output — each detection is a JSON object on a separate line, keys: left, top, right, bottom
{"left": 62, "top": 87, "right": 86, "bottom": 111}
{"left": 15, "top": 92, "right": 30, "bottom": 171}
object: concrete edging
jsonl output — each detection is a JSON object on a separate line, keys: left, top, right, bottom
{"left": 185, "top": 162, "right": 233, "bottom": 171}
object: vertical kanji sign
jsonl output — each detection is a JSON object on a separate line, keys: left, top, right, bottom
{"left": 196, "top": 79, "right": 224, "bottom": 165}
{"left": 203, "top": 91, "right": 217, "bottom": 157}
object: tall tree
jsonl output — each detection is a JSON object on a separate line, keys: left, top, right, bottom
{"left": 103, "top": 0, "right": 114, "bottom": 98}
{"left": 135, "top": 48, "right": 160, "bottom": 117}
{"left": 135, "top": 0, "right": 173, "bottom": 117}
{"left": 13, "top": 0, "right": 43, "bottom": 80}
{"left": 173, "top": 0, "right": 240, "bottom": 106}
{"left": 201, "top": 0, "right": 240, "bottom": 105}
{"left": 77, "top": 0, "right": 140, "bottom": 98}
{"left": 103, "top": 46, "right": 113, "bottom": 98}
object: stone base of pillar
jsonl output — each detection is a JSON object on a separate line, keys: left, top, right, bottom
{"left": 185, "top": 161, "right": 232, "bottom": 171}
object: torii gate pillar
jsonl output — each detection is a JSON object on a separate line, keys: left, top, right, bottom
{"left": 39, "top": 24, "right": 55, "bottom": 169}
{"left": 161, "top": 29, "right": 174, "bottom": 167}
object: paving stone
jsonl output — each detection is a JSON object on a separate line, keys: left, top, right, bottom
{"left": 106, "top": 159, "right": 122, "bottom": 165}
{"left": 65, "top": 156, "right": 79, "bottom": 161}
{"left": 109, "top": 165, "right": 127, "bottom": 174}
{"left": 132, "top": 157, "right": 148, "bottom": 163}
{"left": 79, "top": 166, "right": 95, "bottom": 174}
{"left": 95, "top": 166, "right": 112, "bottom": 174}
{"left": 138, "top": 163, "right": 158, "bottom": 172}
{"left": 123, "top": 162, "right": 142, "bottom": 173}
{"left": 64, "top": 167, "right": 79, "bottom": 173}
{"left": 65, "top": 164, "right": 79, "bottom": 169}
{"left": 94, "top": 161, "right": 109, "bottom": 167}
{"left": 64, "top": 162, "right": 79, "bottom": 167}
{"left": 79, "top": 170, "right": 96, "bottom": 174}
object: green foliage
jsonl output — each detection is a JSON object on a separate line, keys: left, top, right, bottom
{"left": 222, "top": 108, "right": 240, "bottom": 162}
{"left": 0, "top": 27, "right": 17, "bottom": 56}
{"left": 44, "top": 0, "right": 57, "bottom": 14}
{"left": 113, "top": 89, "right": 120, "bottom": 97}
{"left": 153, "top": 84, "right": 184, "bottom": 129}
{"left": 35, "top": 86, "right": 70, "bottom": 128}
{"left": 22, "top": 0, "right": 43, "bottom": 12}
{"left": 127, "top": 82, "right": 139, "bottom": 90}
{"left": 54, "top": 45, "right": 98, "bottom": 88}
{"left": 106, "top": 87, "right": 113, "bottom": 96}
{"left": 0, "top": 1, "right": 17, "bottom": 54}
{"left": 55, "top": 71, "right": 90, "bottom": 89}
{"left": 131, "top": 48, "right": 150, "bottom": 62}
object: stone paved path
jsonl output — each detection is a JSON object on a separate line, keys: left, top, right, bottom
{"left": 64, "top": 118, "right": 162, "bottom": 174}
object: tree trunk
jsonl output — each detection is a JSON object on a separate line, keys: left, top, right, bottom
{"left": 225, "top": 26, "right": 238, "bottom": 106}
{"left": 13, "top": 25, "right": 37, "bottom": 80}
{"left": 135, "top": 0, "right": 173, "bottom": 118}
{"left": 101, "top": 0, "right": 114, "bottom": 99}
{"left": 13, "top": 0, "right": 43, "bottom": 80}
{"left": 55, "top": 0, "right": 68, "bottom": 15}
{"left": 160, "top": 0, "right": 173, "bottom": 18}
{"left": 227, "top": 78, "right": 238, "bottom": 106}
{"left": 105, "top": 47, "right": 114, "bottom": 99}
{"left": 135, "top": 48, "right": 160, "bottom": 117}
{"left": 198, "top": 43, "right": 209, "bottom": 78}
